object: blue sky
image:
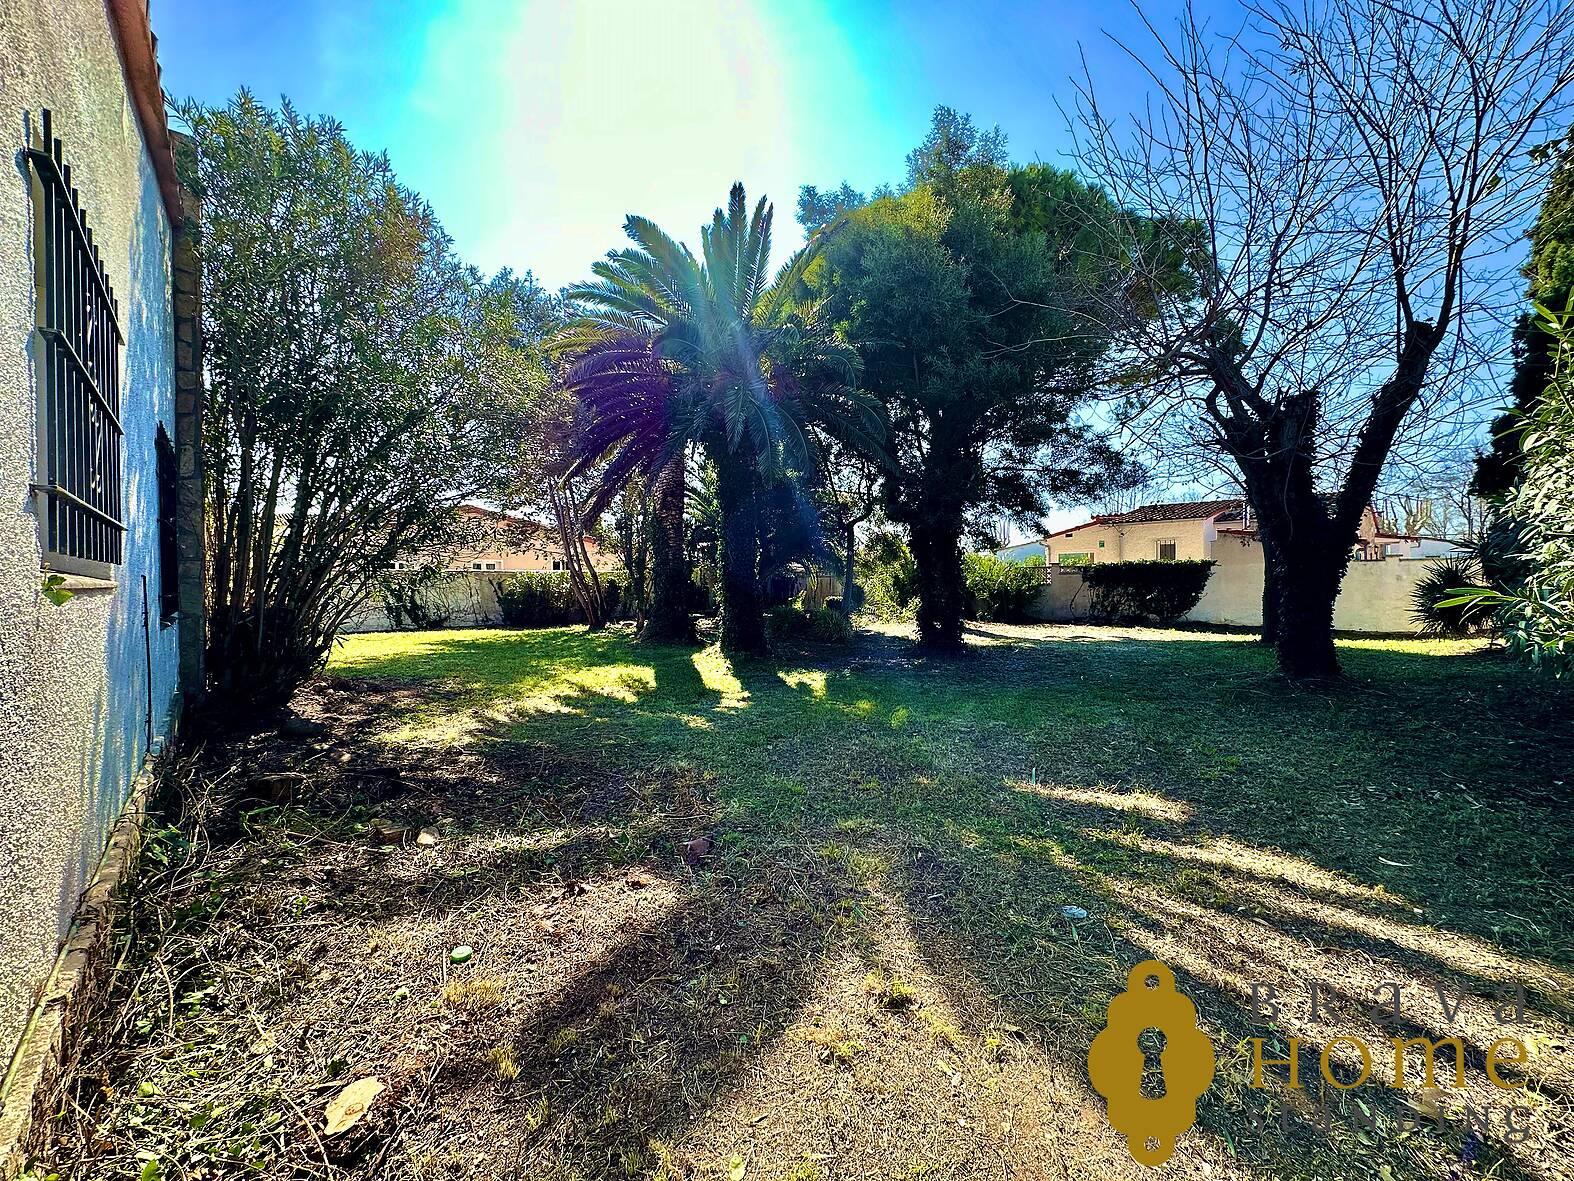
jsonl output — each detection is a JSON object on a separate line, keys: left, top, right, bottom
{"left": 152, "top": 0, "right": 1223, "bottom": 291}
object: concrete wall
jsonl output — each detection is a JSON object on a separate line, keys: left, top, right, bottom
{"left": 1030, "top": 536, "right": 1436, "bottom": 634}
{"left": 0, "top": 0, "right": 181, "bottom": 1064}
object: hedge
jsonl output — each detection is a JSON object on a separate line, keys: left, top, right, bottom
{"left": 496, "top": 572, "right": 624, "bottom": 628}
{"left": 1082, "top": 559, "right": 1215, "bottom": 624}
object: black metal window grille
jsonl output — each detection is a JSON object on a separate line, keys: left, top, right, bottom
{"left": 25, "top": 109, "right": 125, "bottom": 571}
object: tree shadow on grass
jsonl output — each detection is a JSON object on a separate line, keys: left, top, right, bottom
{"left": 364, "top": 627, "right": 1569, "bottom": 1178}
{"left": 63, "top": 625, "right": 1573, "bottom": 1181}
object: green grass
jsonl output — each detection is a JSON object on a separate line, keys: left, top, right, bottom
{"left": 328, "top": 625, "right": 1569, "bottom": 955}
{"left": 320, "top": 622, "right": 1573, "bottom": 1179}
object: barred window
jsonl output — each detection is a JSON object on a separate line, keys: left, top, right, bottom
{"left": 25, "top": 109, "right": 125, "bottom": 575}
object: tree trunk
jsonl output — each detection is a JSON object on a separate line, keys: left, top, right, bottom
{"left": 1259, "top": 532, "right": 1282, "bottom": 646}
{"left": 1273, "top": 545, "right": 1345, "bottom": 679}
{"left": 841, "top": 521, "right": 857, "bottom": 618}
{"left": 548, "top": 485, "right": 603, "bottom": 630}
{"left": 642, "top": 457, "right": 694, "bottom": 643}
{"left": 910, "top": 513, "right": 966, "bottom": 651}
{"left": 713, "top": 451, "right": 768, "bottom": 657}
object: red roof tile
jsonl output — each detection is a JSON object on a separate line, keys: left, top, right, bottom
{"left": 1093, "top": 499, "right": 1245, "bottom": 526}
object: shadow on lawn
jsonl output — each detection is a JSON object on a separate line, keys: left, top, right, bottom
{"left": 310, "top": 625, "right": 1574, "bottom": 1180}
{"left": 69, "top": 626, "right": 1572, "bottom": 1181}
{"left": 325, "top": 639, "right": 1567, "bottom": 1181}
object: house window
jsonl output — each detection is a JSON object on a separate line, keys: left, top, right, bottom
{"left": 551, "top": 559, "right": 565, "bottom": 572}
{"left": 471, "top": 561, "right": 498, "bottom": 571}
{"left": 1157, "top": 539, "right": 1177, "bottom": 561}
{"left": 1059, "top": 552, "right": 1093, "bottom": 567}
{"left": 155, "top": 425, "right": 178, "bottom": 621}
{"left": 25, "top": 111, "right": 125, "bottom": 577}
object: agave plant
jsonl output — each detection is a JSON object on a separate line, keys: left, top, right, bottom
{"left": 560, "top": 184, "right": 883, "bottom": 655}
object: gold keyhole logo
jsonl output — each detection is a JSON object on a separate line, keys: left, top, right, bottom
{"left": 1088, "top": 960, "right": 1216, "bottom": 1165}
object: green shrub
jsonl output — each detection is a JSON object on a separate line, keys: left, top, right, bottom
{"left": 1445, "top": 309, "right": 1574, "bottom": 676}
{"left": 1082, "top": 559, "right": 1215, "bottom": 624}
{"left": 858, "top": 531, "right": 918, "bottom": 621}
{"left": 962, "top": 554, "right": 1044, "bottom": 622}
{"left": 766, "top": 605, "right": 855, "bottom": 643}
{"left": 1409, "top": 557, "right": 1494, "bottom": 637}
{"left": 495, "top": 573, "right": 583, "bottom": 627}
{"left": 1496, "top": 310, "right": 1574, "bottom": 674}
{"left": 494, "top": 572, "right": 629, "bottom": 628}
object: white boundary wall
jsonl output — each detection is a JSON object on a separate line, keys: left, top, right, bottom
{"left": 1029, "top": 536, "right": 1438, "bottom": 633}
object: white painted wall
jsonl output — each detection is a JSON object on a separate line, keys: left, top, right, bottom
{"left": 1030, "top": 536, "right": 1438, "bottom": 634}
{"left": 0, "top": 0, "right": 181, "bottom": 1062}
{"left": 340, "top": 572, "right": 509, "bottom": 633}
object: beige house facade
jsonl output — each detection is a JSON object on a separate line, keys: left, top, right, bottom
{"left": 437, "top": 504, "right": 619, "bottom": 574}
{"left": 1043, "top": 500, "right": 1461, "bottom": 567}
{"left": 1030, "top": 499, "right": 1467, "bottom": 633}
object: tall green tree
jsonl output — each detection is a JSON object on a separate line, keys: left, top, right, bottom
{"left": 1450, "top": 307, "right": 1574, "bottom": 675}
{"left": 561, "top": 185, "right": 882, "bottom": 655}
{"left": 1473, "top": 129, "right": 1574, "bottom": 498}
{"left": 803, "top": 116, "right": 1140, "bottom": 649}
{"left": 178, "top": 93, "right": 528, "bottom": 705}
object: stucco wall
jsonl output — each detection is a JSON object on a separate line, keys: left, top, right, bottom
{"left": 0, "top": 0, "right": 180, "bottom": 1064}
{"left": 1030, "top": 537, "right": 1438, "bottom": 634}
{"left": 341, "top": 572, "right": 509, "bottom": 633}
{"left": 1045, "top": 519, "right": 1212, "bottom": 565}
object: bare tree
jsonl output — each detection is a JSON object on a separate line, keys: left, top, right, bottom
{"left": 1074, "top": 0, "right": 1574, "bottom": 677}
{"left": 818, "top": 447, "right": 882, "bottom": 615}
{"left": 504, "top": 383, "right": 612, "bottom": 630}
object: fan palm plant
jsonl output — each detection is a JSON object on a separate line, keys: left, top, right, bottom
{"left": 560, "top": 183, "right": 882, "bottom": 655}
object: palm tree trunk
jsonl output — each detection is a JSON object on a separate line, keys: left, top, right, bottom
{"left": 642, "top": 457, "right": 694, "bottom": 643}
{"left": 911, "top": 513, "right": 967, "bottom": 651}
{"left": 713, "top": 450, "right": 767, "bottom": 656}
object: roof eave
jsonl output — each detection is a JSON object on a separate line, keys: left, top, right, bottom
{"left": 106, "top": 0, "right": 183, "bottom": 228}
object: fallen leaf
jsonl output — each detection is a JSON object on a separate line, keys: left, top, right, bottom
{"left": 323, "top": 1077, "right": 384, "bottom": 1135}
{"left": 728, "top": 1154, "right": 746, "bottom": 1181}
{"left": 415, "top": 828, "right": 439, "bottom": 847}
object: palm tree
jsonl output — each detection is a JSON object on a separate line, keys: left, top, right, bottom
{"left": 557, "top": 332, "right": 692, "bottom": 642}
{"left": 560, "top": 184, "right": 881, "bottom": 655}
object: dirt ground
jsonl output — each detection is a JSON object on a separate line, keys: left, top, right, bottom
{"left": 36, "top": 624, "right": 1574, "bottom": 1181}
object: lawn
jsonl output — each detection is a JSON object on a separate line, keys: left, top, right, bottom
{"left": 51, "top": 623, "right": 1574, "bottom": 1181}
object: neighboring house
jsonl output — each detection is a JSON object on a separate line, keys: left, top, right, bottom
{"left": 1032, "top": 499, "right": 1465, "bottom": 633}
{"left": 1042, "top": 499, "right": 1464, "bottom": 567}
{"left": 345, "top": 505, "right": 620, "bottom": 633}
{"left": 1, "top": 0, "right": 203, "bottom": 1133}
{"left": 444, "top": 504, "right": 619, "bottom": 574}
